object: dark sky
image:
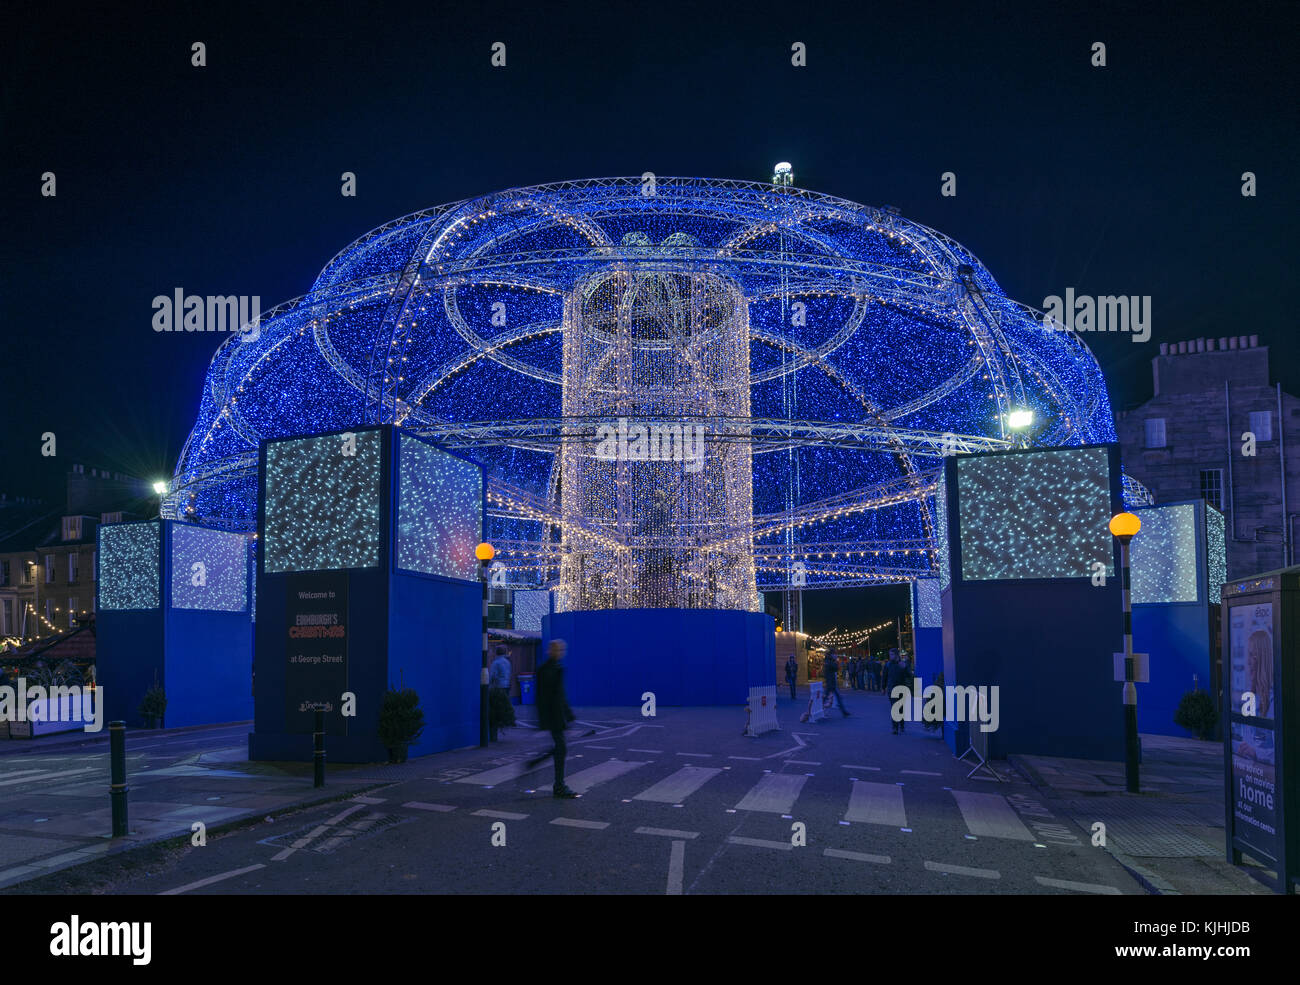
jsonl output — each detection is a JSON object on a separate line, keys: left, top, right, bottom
{"left": 3, "top": 0, "right": 1295, "bottom": 634}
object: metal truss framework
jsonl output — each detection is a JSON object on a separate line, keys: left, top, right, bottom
{"left": 166, "top": 177, "right": 1120, "bottom": 601}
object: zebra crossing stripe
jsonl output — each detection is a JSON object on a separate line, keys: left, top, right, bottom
{"left": 634, "top": 766, "right": 722, "bottom": 803}
{"left": 456, "top": 760, "right": 548, "bottom": 785}
{"left": 844, "top": 781, "right": 907, "bottom": 827}
{"left": 734, "top": 773, "right": 808, "bottom": 813}
{"left": 925, "top": 860, "right": 1000, "bottom": 879}
{"left": 565, "top": 759, "right": 650, "bottom": 794}
{"left": 728, "top": 836, "right": 792, "bottom": 851}
{"left": 824, "top": 848, "right": 890, "bottom": 865}
{"left": 950, "top": 791, "right": 1034, "bottom": 840}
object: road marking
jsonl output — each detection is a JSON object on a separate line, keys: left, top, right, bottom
{"left": 550, "top": 817, "right": 610, "bottom": 830}
{"left": 566, "top": 758, "right": 650, "bottom": 794}
{"left": 824, "top": 848, "right": 891, "bottom": 865}
{"left": 160, "top": 863, "right": 266, "bottom": 895}
{"left": 840, "top": 764, "right": 881, "bottom": 771}
{"left": 323, "top": 804, "right": 368, "bottom": 827}
{"left": 950, "top": 791, "right": 1034, "bottom": 841}
{"left": 764, "top": 732, "right": 815, "bottom": 759}
{"left": 735, "top": 773, "right": 808, "bottom": 813}
{"left": 636, "top": 827, "right": 700, "bottom": 839}
{"left": 456, "top": 760, "right": 549, "bottom": 785}
{"left": 727, "top": 836, "right": 793, "bottom": 851}
{"left": 727, "top": 755, "right": 761, "bottom": 761}
{"left": 676, "top": 752, "right": 713, "bottom": 758}
{"left": 634, "top": 766, "right": 722, "bottom": 803}
{"left": 0, "top": 769, "right": 50, "bottom": 780}
{"left": 352, "top": 795, "right": 386, "bottom": 804}
{"left": 472, "top": 809, "right": 528, "bottom": 820}
{"left": 402, "top": 802, "right": 456, "bottom": 812}
{"left": 667, "top": 839, "right": 685, "bottom": 895}
{"left": 901, "top": 769, "right": 941, "bottom": 776}
{"left": 628, "top": 748, "right": 663, "bottom": 754}
{"left": 845, "top": 781, "right": 907, "bottom": 827}
{"left": 0, "top": 766, "right": 95, "bottom": 787}
{"left": 1035, "top": 876, "right": 1122, "bottom": 895}
{"left": 925, "top": 860, "right": 1000, "bottom": 879}
{"left": 787, "top": 760, "right": 821, "bottom": 765}
{"left": 586, "top": 745, "right": 614, "bottom": 750}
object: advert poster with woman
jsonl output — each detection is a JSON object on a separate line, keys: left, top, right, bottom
{"left": 1228, "top": 602, "right": 1276, "bottom": 859}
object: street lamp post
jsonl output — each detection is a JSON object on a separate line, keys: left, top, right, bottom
{"left": 475, "top": 542, "right": 495, "bottom": 747}
{"left": 1109, "top": 512, "right": 1142, "bottom": 793}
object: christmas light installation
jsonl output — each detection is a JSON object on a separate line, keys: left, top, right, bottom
{"left": 165, "top": 177, "right": 1121, "bottom": 605}
{"left": 98, "top": 521, "right": 161, "bottom": 610}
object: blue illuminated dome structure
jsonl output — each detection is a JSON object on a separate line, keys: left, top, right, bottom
{"left": 168, "top": 177, "right": 1124, "bottom": 699}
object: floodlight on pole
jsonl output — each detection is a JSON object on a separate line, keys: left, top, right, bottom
{"left": 152, "top": 480, "right": 168, "bottom": 495}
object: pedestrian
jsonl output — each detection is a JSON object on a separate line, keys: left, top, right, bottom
{"left": 856, "top": 656, "right": 867, "bottom": 690}
{"left": 488, "top": 644, "right": 515, "bottom": 741}
{"left": 885, "top": 648, "right": 910, "bottom": 733}
{"left": 785, "top": 653, "right": 798, "bottom": 700}
{"left": 823, "top": 649, "right": 850, "bottom": 717}
{"left": 526, "top": 640, "right": 578, "bottom": 798}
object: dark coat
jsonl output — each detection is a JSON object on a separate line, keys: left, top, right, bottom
{"left": 822, "top": 655, "right": 839, "bottom": 688}
{"left": 885, "top": 659, "right": 912, "bottom": 692}
{"left": 785, "top": 658, "right": 798, "bottom": 682}
{"left": 536, "top": 658, "right": 574, "bottom": 732}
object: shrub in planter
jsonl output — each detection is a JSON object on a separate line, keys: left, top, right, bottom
{"left": 1174, "top": 688, "right": 1217, "bottom": 740}
{"left": 138, "top": 680, "right": 167, "bottom": 729}
{"left": 377, "top": 683, "right": 425, "bottom": 763}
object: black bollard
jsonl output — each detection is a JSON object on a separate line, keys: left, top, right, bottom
{"left": 109, "top": 721, "right": 128, "bottom": 837}
{"left": 313, "top": 709, "right": 325, "bottom": 788}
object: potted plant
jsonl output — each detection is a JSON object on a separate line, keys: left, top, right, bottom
{"left": 138, "top": 672, "right": 167, "bottom": 729}
{"left": 377, "top": 677, "right": 425, "bottom": 763}
{"left": 1174, "top": 688, "right": 1217, "bottom": 740}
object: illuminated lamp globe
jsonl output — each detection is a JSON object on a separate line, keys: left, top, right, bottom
{"left": 1108, "top": 512, "right": 1142, "bottom": 540}
{"left": 152, "top": 481, "right": 168, "bottom": 495}
{"left": 1006, "top": 408, "right": 1034, "bottom": 429}
{"left": 475, "top": 542, "right": 496, "bottom": 562}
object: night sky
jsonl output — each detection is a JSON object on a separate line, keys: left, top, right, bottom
{"left": 3, "top": 0, "right": 1296, "bottom": 637}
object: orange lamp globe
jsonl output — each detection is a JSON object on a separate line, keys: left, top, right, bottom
{"left": 475, "top": 542, "right": 496, "bottom": 562}
{"left": 1109, "top": 512, "right": 1141, "bottom": 539}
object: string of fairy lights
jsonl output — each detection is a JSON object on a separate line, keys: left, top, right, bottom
{"left": 160, "top": 177, "right": 1118, "bottom": 603}
{"left": 812, "top": 619, "right": 895, "bottom": 648}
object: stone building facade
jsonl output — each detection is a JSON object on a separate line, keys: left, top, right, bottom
{"left": 1116, "top": 335, "right": 1299, "bottom": 580}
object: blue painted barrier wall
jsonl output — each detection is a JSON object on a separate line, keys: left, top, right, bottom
{"left": 542, "top": 608, "right": 775, "bottom": 706}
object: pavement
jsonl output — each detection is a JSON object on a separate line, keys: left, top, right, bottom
{"left": 0, "top": 688, "right": 1172, "bottom": 895}
{"left": 1010, "top": 733, "right": 1273, "bottom": 895}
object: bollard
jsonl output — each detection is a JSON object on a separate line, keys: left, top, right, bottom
{"left": 109, "top": 721, "right": 128, "bottom": 837}
{"left": 313, "top": 709, "right": 325, "bottom": 788}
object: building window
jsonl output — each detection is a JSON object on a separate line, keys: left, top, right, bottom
{"left": 1, "top": 599, "right": 10, "bottom": 634}
{"left": 1200, "top": 469, "right": 1224, "bottom": 511}
{"left": 62, "top": 516, "right": 82, "bottom": 541}
{"left": 91, "top": 551, "right": 97, "bottom": 581}
{"left": 68, "top": 598, "right": 77, "bottom": 627}
{"left": 45, "top": 555, "right": 56, "bottom": 584}
{"left": 45, "top": 599, "right": 54, "bottom": 622}
{"left": 1249, "top": 410, "right": 1273, "bottom": 442}
{"left": 1144, "top": 418, "right": 1167, "bottom": 449}
{"left": 68, "top": 552, "right": 79, "bottom": 583}
{"left": 0, "top": 559, "right": 8, "bottom": 586}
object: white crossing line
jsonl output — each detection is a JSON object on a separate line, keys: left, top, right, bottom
{"left": 159, "top": 864, "right": 266, "bottom": 895}
{"left": 0, "top": 766, "right": 95, "bottom": 787}
{"left": 317, "top": 837, "right": 347, "bottom": 852}
{"left": 676, "top": 752, "right": 712, "bottom": 758}
{"left": 403, "top": 802, "right": 456, "bottom": 812}
{"left": 925, "top": 860, "right": 1000, "bottom": 879}
{"left": 667, "top": 839, "right": 685, "bottom": 895}
{"left": 735, "top": 773, "right": 808, "bottom": 813}
{"left": 787, "top": 760, "right": 821, "bottom": 766}
{"left": 634, "top": 766, "right": 721, "bottom": 804}
{"left": 323, "top": 804, "right": 369, "bottom": 826}
{"left": 728, "top": 836, "right": 793, "bottom": 851}
{"left": 950, "top": 791, "right": 1034, "bottom": 840}
{"left": 0, "top": 769, "right": 49, "bottom": 780}
{"left": 900, "top": 769, "right": 941, "bottom": 776}
{"left": 472, "top": 809, "right": 528, "bottom": 820}
{"left": 636, "top": 827, "right": 700, "bottom": 839}
{"left": 550, "top": 817, "right": 610, "bottom": 830}
{"left": 840, "top": 764, "right": 881, "bottom": 771}
{"left": 566, "top": 759, "right": 650, "bottom": 794}
{"left": 586, "top": 745, "right": 614, "bottom": 750}
{"left": 456, "top": 760, "right": 548, "bottom": 785}
{"left": 845, "top": 781, "right": 907, "bottom": 827}
{"left": 824, "top": 848, "right": 891, "bottom": 865}
{"left": 628, "top": 748, "right": 663, "bottom": 754}
{"left": 351, "top": 795, "right": 387, "bottom": 804}
{"left": 727, "top": 755, "right": 761, "bottom": 761}
{"left": 1035, "top": 876, "right": 1122, "bottom": 895}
